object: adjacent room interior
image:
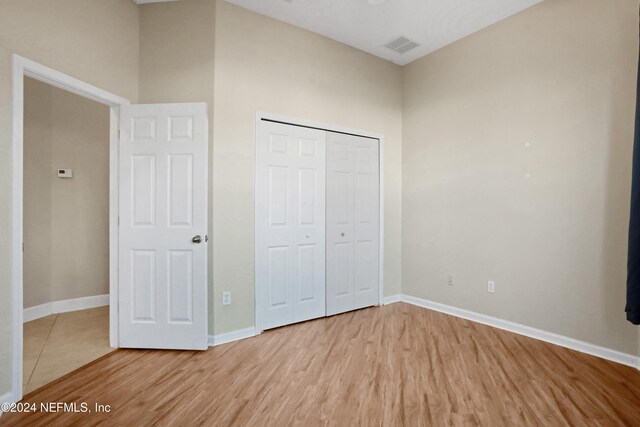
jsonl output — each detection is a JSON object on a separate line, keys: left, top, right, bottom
{"left": 0, "top": 0, "right": 639, "bottom": 425}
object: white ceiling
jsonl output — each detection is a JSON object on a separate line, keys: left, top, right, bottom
{"left": 224, "top": 0, "right": 542, "bottom": 66}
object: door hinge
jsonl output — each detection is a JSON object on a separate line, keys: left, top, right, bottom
{"left": 22, "top": 242, "right": 24, "bottom": 253}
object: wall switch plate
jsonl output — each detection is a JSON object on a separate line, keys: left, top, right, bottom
{"left": 222, "top": 292, "right": 231, "bottom": 305}
{"left": 488, "top": 280, "right": 495, "bottom": 293}
{"left": 447, "top": 273, "right": 454, "bottom": 287}
{"left": 57, "top": 168, "right": 73, "bottom": 178}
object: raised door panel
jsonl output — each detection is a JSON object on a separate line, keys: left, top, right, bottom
{"left": 269, "top": 166, "right": 289, "bottom": 227}
{"left": 297, "top": 168, "right": 317, "bottom": 226}
{"left": 268, "top": 246, "right": 290, "bottom": 308}
{"left": 131, "top": 155, "right": 156, "bottom": 228}
{"left": 355, "top": 240, "right": 375, "bottom": 293}
{"left": 333, "top": 242, "right": 353, "bottom": 297}
{"left": 168, "top": 250, "right": 193, "bottom": 323}
{"left": 131, "top": 250, "right": 157, "bottom": 322}
{"left": 297, "top": 244, "right": 316, "bottom": 302}
{"left": 168, "top": 154, "right": 193, "bottom": 228}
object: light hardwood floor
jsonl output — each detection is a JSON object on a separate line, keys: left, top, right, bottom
{"left": 23, "top": 307, "right": 113, "bottom": 394}
{"left": 3, "top": 303, "right": 640, "bottom": 426}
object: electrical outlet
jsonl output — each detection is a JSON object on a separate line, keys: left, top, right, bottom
{"left": 222, "top": 291, "right": 231, "bottom": 305}
{"left": 488, "top": 280, "right": 495, "bottom": 293}
{"left": 447, "top": 273, "right": 454, "bottom": 287}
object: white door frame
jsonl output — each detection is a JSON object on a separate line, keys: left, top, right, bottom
{"left": 254, "top": 112, "right": 385, "bottom": 332}
{"left": 10, "top": 54, "right": 129, "bottom": 402}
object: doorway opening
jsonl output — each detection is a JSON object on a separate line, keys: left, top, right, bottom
{"left": 11, "top": 55, "right": 128, "bottom": 402}
{"left": 22, "top": 77, "right": 112, "bottom": 394}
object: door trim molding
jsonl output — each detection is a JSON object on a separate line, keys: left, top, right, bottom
{"left": 11, "top": 54, "right": 129, "bottom": 403}
{"left": 254, "top": 112, "right": 385, "bottom": 332}
{"left": 0, "top": 391, "right": 14, "bottom": 417}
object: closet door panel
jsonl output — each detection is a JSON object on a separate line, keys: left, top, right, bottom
{"left": 326, "top": 140, "right": 355, "bottom": 315}
{"left": 353, "top": 141, "right": 379, "bottom": 309}
{"left": 326, "top": 132, "right": 379, "bottom": 316}
{"left": 292, "top": 132, "right": 326, "bottom": 322}
{"left": 256, "top": 121, "right": 326, "bottom": 330}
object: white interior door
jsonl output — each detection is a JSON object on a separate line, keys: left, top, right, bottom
{"left": 119, "top": 103, "right": 208, "bottom": 350}
{"left": 256, "top": 120, "right": 326, "bottom": 331}
{"left": 326, "top": 132, "right": 380, "bottom": 316}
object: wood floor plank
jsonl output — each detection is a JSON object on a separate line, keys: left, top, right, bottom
{"left": 2, "top": 303, "right": 639, "bottom": 426}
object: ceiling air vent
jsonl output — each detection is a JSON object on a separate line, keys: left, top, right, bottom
{"left": 385, "top": 36, "right": 419, "bottom": 54}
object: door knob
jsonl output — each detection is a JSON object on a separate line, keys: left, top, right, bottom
{"left": 341, "top": 232, "right": 345, "bottom": 237}
{"left": 192, "top": 235, "right": 202, "bottom": 244}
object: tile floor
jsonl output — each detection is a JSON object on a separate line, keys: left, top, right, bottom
{"left": 23, "top": 306, "right": 113, "bottom": 395}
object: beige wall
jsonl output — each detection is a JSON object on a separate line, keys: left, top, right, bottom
{"left": 139, "top": 0, "right": 215, "bottom": 104}
{"left": 211, "top": 1, "right": 403, "bottom": 334}
{"left": 0, "top": 0, "right": 139, "bottom": 397}
{"left": 24, "top": 77, "right": 110, "bottom": 309}
{"left": 402, "top": 0, "right": 639, "bottom": 354}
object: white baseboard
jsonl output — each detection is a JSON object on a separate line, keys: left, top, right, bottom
{"left": 208, "top": 327, "right": 257, "bottom": 347}
{"left": 23, "top": 303, "right": 52, "bottom": 323}
{"left": 382, "top": 294, "right": 402, "bottom": 305}
{"left": 0, "top": 391, "right": 15, "bottom": 417}
{"left": 24, "top": 294, "right": 109, "bottom": 323}
{"left": 392, "top": 294, "right": 640, "bottom": 369}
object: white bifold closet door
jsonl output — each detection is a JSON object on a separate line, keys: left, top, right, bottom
{"left": 326, "top": 132, "right": 380, "bottom": 316}
{"left": 256, "top": 120, "right": 326, "bottom": 331}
